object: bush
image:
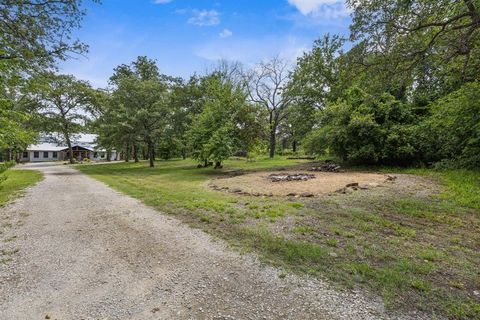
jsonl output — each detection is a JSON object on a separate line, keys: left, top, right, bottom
{"left": 419, "top": 82, "right": 480, "bottom": 168}
{"left": 304, "top": 87, "right": 416, "bottom": 165}
{"left": 0, "top": 161, "right": 15, "bottom": 188}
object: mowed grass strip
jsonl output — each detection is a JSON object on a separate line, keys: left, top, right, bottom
{"left": 78, "top": 159, "right": 480, "bottom": 319}
{"left": 0, "top": 169, "right": 43, "bottom": 206}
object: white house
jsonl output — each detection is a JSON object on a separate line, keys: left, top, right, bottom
{"left": 20, "top": 134, "right": 120, "bottom": 163}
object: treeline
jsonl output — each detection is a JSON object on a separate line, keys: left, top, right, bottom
{"left": 289, "top": 0, "right": 480, "bottom": 168}
{"left": 93, "top": 58, "right": 276, "bottom": 167}
{"left": 1, "top": 1, "right": 479, "bottom": 169}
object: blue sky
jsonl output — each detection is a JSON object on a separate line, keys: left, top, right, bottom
{"left": 60, "top": 0, "right": 351, "bottom": 88}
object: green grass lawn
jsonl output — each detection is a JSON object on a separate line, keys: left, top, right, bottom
{"left": 78, "top": 158, "right": 480, "bottom": 319}
{"left": 0, "top": 170, "right": 43, "bottom": 206}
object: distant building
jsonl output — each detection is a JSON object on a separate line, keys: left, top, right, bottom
{"left": 20, "top": 134, "right": 120, "bottom": 162}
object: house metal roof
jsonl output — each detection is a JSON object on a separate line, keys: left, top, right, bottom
{"left": 26, "top": 134, "right": 116, "bottom": 153}
{"left": 27, "top": 143, "right": 66, "bottom": 152}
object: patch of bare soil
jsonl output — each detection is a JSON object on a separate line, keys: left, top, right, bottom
{"left": 210, "top": 171, "right": 392, "bottom": 197}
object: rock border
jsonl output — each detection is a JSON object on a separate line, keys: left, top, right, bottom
{"left": 208, "top": 174, "right": 398, "bottom": 198}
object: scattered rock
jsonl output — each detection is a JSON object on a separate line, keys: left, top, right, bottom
{"left": 231, "top": 188, "right": 242, "bottom": 193}
{"left": 151, "top": 307, "right": 160, "bottom": 313}
{"left": 300, "top": 192, "right": 314, "bottom": 198}
{"left": 268, "top": 173, "right": 315, "bottom": 182}
{"left": 286, "top": 193, "right": 297, "bottom": 197}
{"left": 308, "top": 163, "right": 342, "bottom": 172}
{"left": 336, "top": 187, "right": 347, "bottom": 194}
{"left": 336, "top": 184, "right": 360, "bottom": 194}
{"left": 386, "top": 175, "right": 397, "bottom": 181}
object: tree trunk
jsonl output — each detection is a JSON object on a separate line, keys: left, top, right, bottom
{"left": 268, "top": 112, "right": 277, "bottom": 158}
{"left": 147, "top": 139, "right": 155, "bottom": 168}
{"left": 133, "top": 144, "right": 139, "bottom": 163}
{"left": 65, "top": 134, "right": 74, "bottom": 164}
{"left": 106, "top": 149, "right": 112, "bottom": 162}
{"left": 292, "top": 140, "right": 297, "bottom": 153}
{"left": 269, "top": 125, "right": 276, "bottom": 158}
{"left": 125, "top": 143, "right": 130, "bottom": 162}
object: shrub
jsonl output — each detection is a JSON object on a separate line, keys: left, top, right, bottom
{"left": 304, "top": 87, "right": 416, "bottom": 165}
{"left": 418, "top": 82, "right": 480, "bottom": 168}
{"left": 0, "top": 161, "right": 15, "bottom": 189}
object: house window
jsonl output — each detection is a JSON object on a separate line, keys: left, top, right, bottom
{"left": 23, "top": 152, "right": 28, "bottom": 158}
{"left": 43, "top": 151, "right": 49, "bottom": 158}
{"left": 52, "top": 152, "right": 58, "bottom": 158}
{"left": 34, "top": 152, "right": 39, "bottom": 158}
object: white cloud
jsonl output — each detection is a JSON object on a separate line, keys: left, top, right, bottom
{"left": 219, "top": 29, "right": 233, "bottom": 38}
{"left": 188, "top": 9, "right": 220, "bottom": 27}
{"left": 195, "top": 35, "right": 308, "bottom": 65}
{"left": 287, "top": 0, "right": 350, "bottom": 18}
{"left": 153, "top": 0, "right": 173, "bottom": 4}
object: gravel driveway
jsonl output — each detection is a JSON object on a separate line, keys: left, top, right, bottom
{"left": 0, "top": 163, "right": 420, "bottom": 320}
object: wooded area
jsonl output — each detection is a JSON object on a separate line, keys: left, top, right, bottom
{"left": 1, "top": 0, "right": 479, "bottom": 168}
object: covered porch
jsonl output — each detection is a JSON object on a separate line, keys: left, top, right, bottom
{"left": 62, "top": 145, "right": 92, "bottom": 161}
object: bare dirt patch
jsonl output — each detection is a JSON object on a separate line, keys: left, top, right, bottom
{"left": 210, "top": 171, "right": 392, "bottom": 197}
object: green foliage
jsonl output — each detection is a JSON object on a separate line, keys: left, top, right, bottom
{"left": 289, "top": 34, "right": 346, "bottom": 108}
{"left": 188, "top": 74, "right": 262, "bottom": 166}
{"left": 290, "top": 1, "right": 480, "bottom": 168}
{"left": 27, "top": 72, "right": 95, "bottom": 163}
{"left": 419, "top": 82, "right": 480, "bottom": 168}
{"left": 0, "top": 99, "right": 36, "bottom": 152}
{"left": 0, "top": 169, "right": 42, "bottom": 206}
{"left": 0, "top": 161, "right": 15, "bottom": 188}
{"left": 305, "top": 87, "right": 416, "bottom": 164}
{"left": 0, "top": 0, "right": 98, "bottom": 71}
{"left": 97, "top": 56, "right": 177, "bottom": 167}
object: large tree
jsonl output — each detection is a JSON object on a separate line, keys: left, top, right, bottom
{"left": 28, "top": 72, "right": 95, "bottom": 164}
{"left": 244, "top": 57, "right": 292, "bottom": 158}
{"left": 289, "top": 34, "right": 346, "bottom": 110}
{"left": 0, "top": 0, "right": 98, "bottom": 71}
{"left": 0, "top": 98, "right": 36, "bottom": 160}
{"left": 348, "top": 0, "right": 480, "bottom": 97}
{"left": 188, "top": 73, "right": 263, "bottom": 167}
{"left": 107, "top": 56, "right": 173, "bottom": 167}
{"left": 167, "top": 76, "right": 204, "bottom": 159}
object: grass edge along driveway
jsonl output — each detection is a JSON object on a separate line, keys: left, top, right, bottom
{"left": 78, "top": 158, "right": 480, "bottom": 320}
{"left": 0, "top": 168, "right": 43, "bottom": 206}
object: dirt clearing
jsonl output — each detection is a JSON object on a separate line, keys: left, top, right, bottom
{"left": 210, "top": 171, "right": 392, "bottom": 196}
